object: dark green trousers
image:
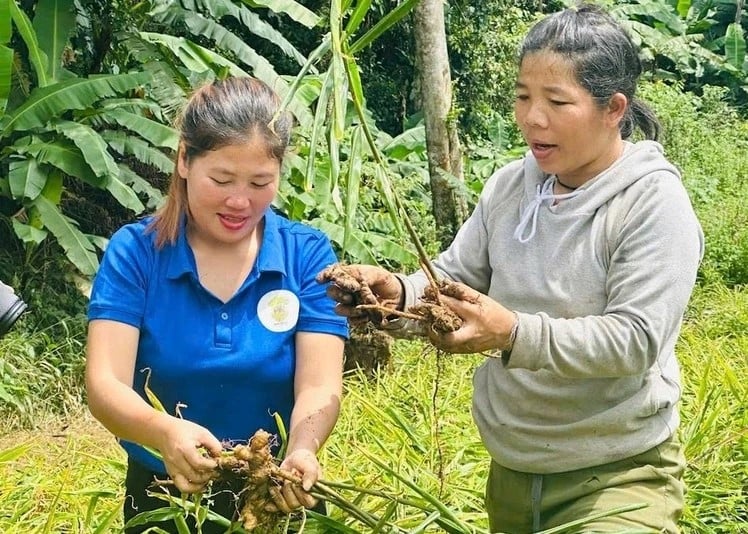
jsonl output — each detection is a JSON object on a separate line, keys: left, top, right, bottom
{"left": 485, "top": 434, "right": 685, "bottom": 533}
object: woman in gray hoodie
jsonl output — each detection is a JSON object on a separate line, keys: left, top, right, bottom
{"left": 321, "top": 3, "right": 702, "bottom": 533}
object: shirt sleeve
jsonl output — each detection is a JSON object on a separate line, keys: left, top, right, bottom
{"left": 296, "top": 232, "right": 349, "bottom": 339}
{"left": 87, "top": 224, "right": 152, "bottom": 328}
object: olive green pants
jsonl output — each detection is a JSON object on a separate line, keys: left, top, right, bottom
{"left": 485, "top": 434, "right": 685, "bottom": 533}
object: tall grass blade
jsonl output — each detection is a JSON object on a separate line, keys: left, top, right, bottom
{"left": 359, "top": 449, "right": 484, "bottom": 533}
{"left": 304, "top": 69, "right": 334, "bottom": 192}
{"left": 409, "top": 511, "right": 441, "bottom": 533}
{"left": 0, "top": 442, "right": 29, "bottom": 463}
{"left": 92, "top": 504, "right": 120, "bottom": 534}
{"left": 348, "top": 0, "right": 419, "bottom": 54}
{"left": 304, "top": 510, "right": 360, "bottom": 533}
{"left": 271, "top": 411, "right": 288, "bottom": 458}
{"left": 40, "top": 483, "right": 64, "bottom": 534}
{"left": 142, "top": 367, "right": 167, "bottom": 413}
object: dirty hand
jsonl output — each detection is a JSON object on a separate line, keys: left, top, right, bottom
{"left": 155, "top": 417, "right": 222, "bottom": 493}
{"left": 267, "top": 449, "right": 320, "bottom": 513}
{"left": 427, "top": 282, "right": 516, "bottom": 354}
{"left": 317, "top": 264, "right": 403, "bottom": 324}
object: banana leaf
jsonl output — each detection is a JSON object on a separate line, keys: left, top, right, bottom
{"left": 1, "top": 72, "right": 151, "bottom": 134}
{"left": 33, "top": 0, "right": 75, "bottom": 83}
{"left": 33, "top": 194, "right": 98, "bottom": 275}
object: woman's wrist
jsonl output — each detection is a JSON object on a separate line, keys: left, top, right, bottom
{"left": 395, "top": 276, "right": 406, "bottom": 311}
{"left": 503, "top": 311, "right": 519, "bottom": 352}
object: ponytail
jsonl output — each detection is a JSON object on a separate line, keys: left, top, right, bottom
{"left": 622, "top": 98, "right": 661, "bottom": 141}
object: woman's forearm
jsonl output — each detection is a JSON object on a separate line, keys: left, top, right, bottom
{"left": 285, "top": 386, "right": 341, "bottom": 454}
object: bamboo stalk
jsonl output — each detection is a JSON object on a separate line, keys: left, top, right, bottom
{"left": 344, "top": 60, "right": 441, "bottom": 288}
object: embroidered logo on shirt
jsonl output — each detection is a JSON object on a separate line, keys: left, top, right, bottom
{"left": 257, "top": 290, "right": 300, "bottom": 332}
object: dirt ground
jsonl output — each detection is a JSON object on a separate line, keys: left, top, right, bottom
{"left": 0, "top": 408, "right": 118, "bottom": 453}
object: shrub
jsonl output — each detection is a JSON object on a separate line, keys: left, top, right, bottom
{"left": 445, "top": 0, "right": 536, "bottom": 144}
{"left": 639, "top": 81, "right": 748, "bottom": 287}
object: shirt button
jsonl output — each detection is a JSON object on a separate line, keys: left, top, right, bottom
{"left": 221, "top": 312, "right": 228, "bottom": 320}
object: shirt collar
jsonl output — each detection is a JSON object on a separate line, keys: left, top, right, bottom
{"left": 165, "top": 209, "right": 287, "bottom": 280}
{"left": 256, "top": 208, "right": 286, "bottom": 276}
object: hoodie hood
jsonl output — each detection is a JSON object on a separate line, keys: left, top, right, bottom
{"left": 513, "top": 140, "right": 681, "bottom": 243}
{"left": 522, "top": 140, "right": 680, "bottom": 212}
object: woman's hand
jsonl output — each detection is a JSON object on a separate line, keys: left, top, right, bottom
{"left": 155, "top": 417, "right": 222, "bottom": 494}
{"left": 428, "top": 282, "right": 517, "bottom": 354}
{"left": 268, "top": 448, "right": 320, "bottom": 513}
{"left": 318, "top": 264, "right": 403, "bottom": 324}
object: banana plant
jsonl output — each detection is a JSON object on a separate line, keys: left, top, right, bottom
{"left": 590, "top": 0, "right": 748, "bottom": 99}
{"left": 0, "top": 0, "right": 168, "bottom": 276}
{"left": 272, "top": 0, "right": 427, "bottom": 267}
{"left": 126, "top": 0, "right": 427, "bottom": 268}
{"left": 725, "top": 1, "right": 746, "bottom": 72}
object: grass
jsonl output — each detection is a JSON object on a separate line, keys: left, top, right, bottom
{"left": 676, "top": 284, "right": 748, "bottom": 531}
{"left": 0, "top": 283, "right": 746, "bottom": 532}
{"left": 0, "top": 413, "right": 124, "bottom": 533}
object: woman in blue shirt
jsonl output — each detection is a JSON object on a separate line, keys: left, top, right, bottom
{"left": 85, "top": 76, "right": 348, "bottom": 533}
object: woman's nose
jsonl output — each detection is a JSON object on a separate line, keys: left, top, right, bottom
{"left": 225, "top": 191, "right": 251, "bottom": 209}
{"left": 523, "top": 103, "right": 548, "bottom": 128}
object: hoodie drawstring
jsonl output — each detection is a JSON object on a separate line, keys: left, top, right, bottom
{"left": 513, "top": 176, "right": 583, "bottom": 243}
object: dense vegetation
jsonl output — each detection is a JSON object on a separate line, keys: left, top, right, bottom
{"left": 1, "top": 0, "right": 746, "bottom": 532}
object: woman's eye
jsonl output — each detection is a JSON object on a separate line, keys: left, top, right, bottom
{"left": 550, "top": 100, "right": 568, "bottom": 106}
{"left": 515, "top": 94, "right": 529, "bottom": 101}
{"left": 252, "top": 182, "right": 272, "bottom": 189}
{"left": 211, "top": 178, "right": 230, "bottom": 185}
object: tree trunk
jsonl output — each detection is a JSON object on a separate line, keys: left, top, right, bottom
{"left": 413, "top": 0, "right": 467, "bottom": 250}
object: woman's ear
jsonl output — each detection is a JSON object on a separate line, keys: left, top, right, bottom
{"left": 606, "top": 93, "right": 628, "bottom": 127}
{"left": 176, "top": 144, "right": 188, "bottom": 179}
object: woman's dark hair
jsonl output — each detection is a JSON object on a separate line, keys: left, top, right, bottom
{"left": 179, "top": 77, "right": 293, "bottom": 162}
{"left": 519, "top": 3, "right": 660, "bottom": 140}
{"left": 149, "top": 77, "right": 293, "bottom": 247}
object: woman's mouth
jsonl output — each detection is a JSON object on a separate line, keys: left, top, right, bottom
{"left": 218, "top": 214, "right": 249, "bottom": 230}
{"left": 531, "top": 142, "right": 557, "bottom": 160}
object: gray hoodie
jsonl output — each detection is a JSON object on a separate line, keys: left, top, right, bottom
{"left": 399, "top": 140, "right": 704, "bottom": 473}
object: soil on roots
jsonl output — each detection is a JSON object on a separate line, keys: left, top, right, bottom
{"left": 212, "top": 429, "right": 286, "bottom": 531}
{"left": 344, "top": 323, "right": 394, "bottom": 376}
{"left": 318, "top": 263, "right": 464, "bottom": 334}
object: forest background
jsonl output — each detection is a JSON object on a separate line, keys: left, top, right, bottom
{"left": 0, "top": 0, "right": 746, "bottom": 532}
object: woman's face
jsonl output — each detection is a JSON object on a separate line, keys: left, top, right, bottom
{"left": 514, "top": 51, "right": 625, "bottom": 186}
{"left": 178, "top": 136, "right": 280, "bottom": 247}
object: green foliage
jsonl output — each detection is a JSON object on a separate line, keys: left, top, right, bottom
{"left": 281, "top": 113, "right": 437, "bottom": 270}
{"left": 334, "top": 0, "right": 416, "bottom": 136}
{"left": 639, "top": 81, "right": 748, "bottom": 286}
{"left": 344, "top": 0, "right": 537, "bottom": 145}
{"left": 262, "top": 0, "right": 433, "bottom": 269}
{"left": 0, "top": 415, "right": 124, "bottom": 534}
{"left": 593, "top": 0, "right": 748, "bottom": 111}
{"left": 1, "top": 0, "right": 167, "bottom": 276}
{"left": 0, "top": 222, "right": 88, "bottom": 426}
{"left": 445, "top": 0, "right": 535, "bottom": 144}
{"left": 0, "top": 320, "right": 86, "bottom": 426}
{"left": 677, "top": 283, "right": 748, "bottom": 531}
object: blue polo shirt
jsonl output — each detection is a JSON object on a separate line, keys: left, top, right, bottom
{"left": 87, "top": 209, "right": 348, "bottom": 472}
